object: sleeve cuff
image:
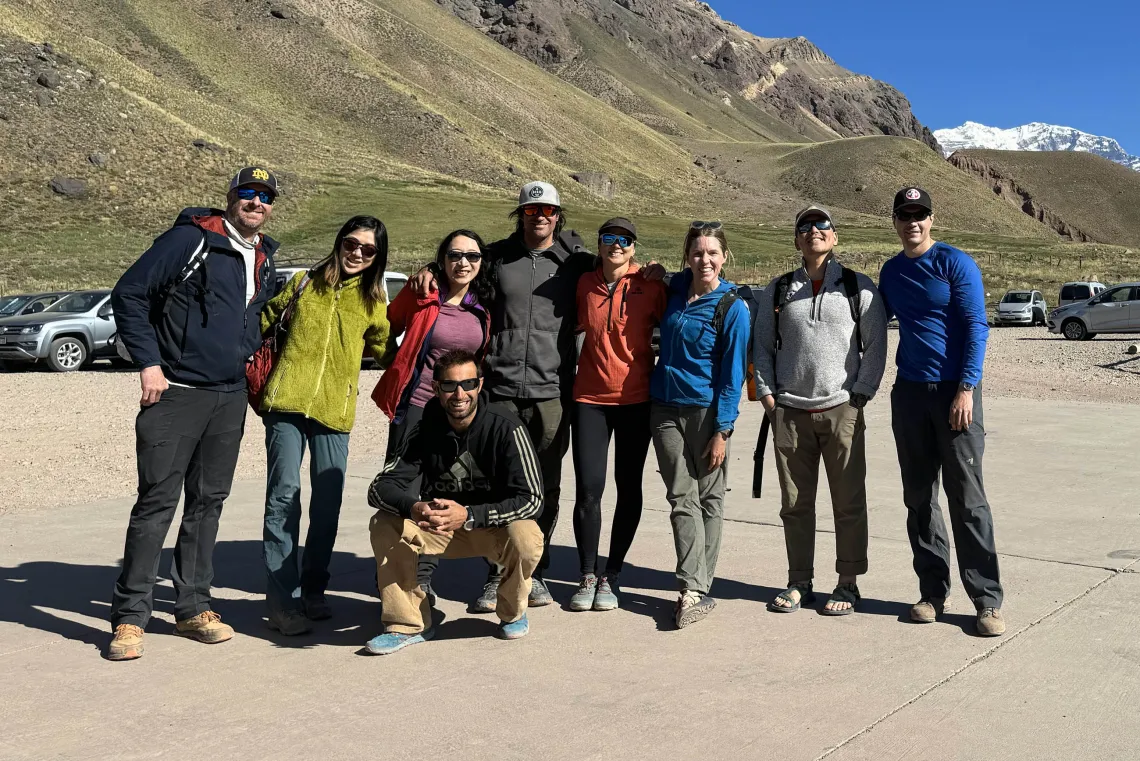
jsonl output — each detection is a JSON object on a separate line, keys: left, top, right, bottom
{"left": 851, "top": 382, "right": 877, "bottom": 398}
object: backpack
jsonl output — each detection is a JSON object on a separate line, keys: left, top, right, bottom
{"left": 711, "top": 285, "right": 760, "bottom": 399}
{"left": 772, "top": 266, "right": 864, "bottom": 353}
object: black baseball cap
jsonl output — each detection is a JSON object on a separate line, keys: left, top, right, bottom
{"left": 893, "top": 186, "right": 932, "bottom": 213}
{"left": 599, "top": 217, "right": 637, "bottom": 240}
{"left": 229, "top": 166, "right": 280, "bottom": 195}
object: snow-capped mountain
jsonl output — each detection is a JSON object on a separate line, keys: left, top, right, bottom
{"left": 934, "top": 121, "right": 1140, "bottom": 171}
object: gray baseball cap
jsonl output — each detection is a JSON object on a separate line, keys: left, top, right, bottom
{"left": 794, "top": 205, "right": 834, "bottom": 229}
{"left": 517, "top": 181, "right": 561, "bottom": 209}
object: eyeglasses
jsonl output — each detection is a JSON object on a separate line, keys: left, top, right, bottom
{"left": 235, "top": 187, "right": 276, "bottom": 205}
{"left": 600, "top": 233, "right": 634, "bottom": 248}
{"left": 522, "top": 204, "right": 560, "bottom": 217}
{"left": 894, "top": 209, "right": 932, "bottom": 222}
{"left": 796, "top": 219, "right": 833, "bottom": 234}
{"left": 445, "top": 251, "right": 483, "bottom": 263}
{"left": 342, "top": 238, "right": 378, "bottom": 259}
{"left": 690, "top": 221, "right": 723, "bottom": 231}
{"left": 436, "top": 378, "right": 480, "bottom": 393}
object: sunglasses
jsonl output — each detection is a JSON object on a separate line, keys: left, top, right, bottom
{"left": 690, "top": 220, "right": 723, "bottom": 231}
{"left": 522, "top": 204, "right": 560, "bottom": 217}
{"left": 894, "top": 209, "right": 932, "bottom": 222}
{"left": 341, "top": 238, "right": 378, "bottom": 259}
{"left": 436, "top": 378, "right": 480, "bottom": 393}
{"left": 600, "top": 233, "right": 634, "bottom": 248}
{"left": 796, "top": 219, "right": 834, "bottom": 234}
{"left": 235, "top": 187, "right": 276, "bottom": 205}
{"left": 445, "top": 250, "right": 483, "bottom": 263}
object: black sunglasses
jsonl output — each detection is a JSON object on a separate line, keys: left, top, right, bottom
{"left": 894, "top": 209, "right": 932, "bottom": 222}
{"left": 341, "top": 238, "right": 378, "bottom": 258}
{"left": 445, "top": 250, "right": 483, "bottom": 263}
{"left": 600, "top": 233, "right": 634, "bottom": 248}
{"left": 690, "top": 220, "right": 722, "bottom": 231}
{"left": 796, "top": 219, "right": 833, "bottom": 234}
{"left": 436, "top": 378, "right": 480, "bottom": 393}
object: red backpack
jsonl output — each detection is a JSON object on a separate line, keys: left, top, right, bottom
{"left": 246, "top": 273, "right": 311, "bottom": 412}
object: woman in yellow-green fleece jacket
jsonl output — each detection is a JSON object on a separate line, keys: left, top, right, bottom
{"left": 259, "top": 215, "right": 391, "bottom": 636}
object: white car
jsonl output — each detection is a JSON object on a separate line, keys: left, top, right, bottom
{"left": 993, "top": 289, "right": 1047, "bottom": 327}
{"left": 273, "top": 266, "right": 408, "bottom": 305}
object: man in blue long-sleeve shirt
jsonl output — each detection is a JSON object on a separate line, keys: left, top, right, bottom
{"left": 878, "top": 187, "right": 1005, "bottom": 637}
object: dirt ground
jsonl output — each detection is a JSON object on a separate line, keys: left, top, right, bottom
{"left": 2, "top": 326, "right": 1138, "bottom": 516}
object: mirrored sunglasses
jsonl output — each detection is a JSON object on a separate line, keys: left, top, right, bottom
{"left": 600, "top": 233, "right": 633, "bottom": 248}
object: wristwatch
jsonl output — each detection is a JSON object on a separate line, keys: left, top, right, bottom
{"left": 718, "top": 429, "right": 733, "bottom": 440}
{"left": 462, "top": 508, "right": 475, "bottom": 531}
{"left": 959, "top": 382, "right": 976, "bottom": 392}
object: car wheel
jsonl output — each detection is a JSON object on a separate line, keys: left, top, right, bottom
{"left": 46, "top": 337, "right": 87, "bottom": 372}
{"left": 1061, "top": 319, "right": 1087, "bottom": 341}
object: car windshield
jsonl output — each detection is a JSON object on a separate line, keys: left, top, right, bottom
{"left": 44, "top": 292, "right": 106, "bottom": 313}
{"left": 0, "top": 295, "right": 30, "bottom": 316}
{"left": 1001, "top": 292, "right": 1032, "bottom": 304}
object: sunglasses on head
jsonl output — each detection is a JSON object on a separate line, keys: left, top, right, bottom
{"left": 894, "top": 209, "right": 932, "bottom": 222}
{"left": 522, "top": 204, "right": 560, "bottom": 217}
{"left": 796, "top": 219, "right": 833, "bottom": 234}
{"left": 436, "top": 377, "right": 480, "bottom": 393}
{"left": 341, "top": 238, "right": 378, "bottom": 259}
{"left": 235, "top": 187, "right": 275, "bottom": 205}
{"left": 690, "top": 220, "right": 723, "bottom": 231}
{"left": 599, "top": 233, "right": 634, "bottom": 248}
{"left": 445, "top": 250, "right": 483, "bottom": 263}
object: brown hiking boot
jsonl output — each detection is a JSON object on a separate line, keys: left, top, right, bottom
{"left": 175, "top": 611, "right": 234, "bottom": 644}
{"left": 910, "top": 597, "right": 948, "bottom": 623}
{"left": 107, "top": 624, "right": 144, "bottom": 661}
{"left": 976, "top": 607, "right": 1006, "bottom": 637}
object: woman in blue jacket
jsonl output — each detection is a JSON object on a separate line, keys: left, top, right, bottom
{"left": 650, "top": 222, "right": 750, "bottom": 630}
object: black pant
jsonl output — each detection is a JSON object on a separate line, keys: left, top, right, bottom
{"left": 385, "top": 404, "right": 437, "bottom": 588}
{"left": 571, "top": 401, "right": 651, "bottom": 576}
{"left": 890, "top": 380, "right": 1003, "bottom": 610}
{"left": 111, "top": 386, "right": 247, "bottom": 628}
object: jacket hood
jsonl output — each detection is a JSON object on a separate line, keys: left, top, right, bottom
{"left": 173, "top": 207, "right": 280, "bottom": 254}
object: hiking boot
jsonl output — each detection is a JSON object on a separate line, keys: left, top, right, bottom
{"left": 267, "top": 609, "right": 312, "bottom": 636}
{"left": 976, "top": 607, "right": 1006, "bottom": 637}
{"left": 364, "top": 625, "right": 435, "bottom": 656}
{"left": 497, "top": 615, "right": 530, "bottom": 641}
{"left": 175, "top": 611, "right": 234, "bottom": 644}
{"left": 302, "top": 593, "right": 332, "bottom": 621}
{"left": 593, "top": 576, "right": 619, "bottom": 612}
{"left": 107, "top": 624, "right": 144, "bottom": 661}
{"left": 910, "top": 597, "right": 949, "bottom": 624}
{"left": 528, "top": 576, "right": 554, "bottom": 607}
{"left": 471, "top": 578, "right": 500, "bottom": 613}
{"left": 569, "top": 574, "right": 598, "bottom": 612}
{"left": 676, "top": 590, "right": 716, "bottom": 629}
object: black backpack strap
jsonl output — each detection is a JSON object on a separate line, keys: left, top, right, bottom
{"left": 772, "top": 271, "right": 795, "bottom": 350}
{"left": 160, "top": 229, "right": 210, "bottom": 318}
{"left": 712, "top": 288, "right": 740, "bottom": 363}
{"left": 840, "top": 267, "right": 864, "bottom": 353}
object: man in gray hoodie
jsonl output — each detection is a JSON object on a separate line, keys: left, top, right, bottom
{"left": 753, "top": 206, "right": 887, "bottom": 615}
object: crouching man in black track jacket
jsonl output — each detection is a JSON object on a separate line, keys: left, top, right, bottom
{"left": 364, "top": 349, "right": 544, "bottom": 655}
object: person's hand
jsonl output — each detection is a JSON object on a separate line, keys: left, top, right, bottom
{"left": 140, "top": 366, "right": 168, "bottom": 407}
{"left": 411, "top": 501, "right": 433, "bottom": 527}
{"left": 409, "top": 266, "right": 438, "bottom": 298}
{"left": 950, "top": 388, "right": 974, "bottom": 431}
{"left": 849, "top": 392, "right": 870, "bottom": 409}
{"left": 703, "top": 432, "right": 728, "bottom": 473}
{"left": 426, "top": 498, "right": 468, "bottom": 534}
{"left": 641, "top": 261, "right": 667, "bottom": 281}
{"left": 760, "top": 394, "right": 776, "bottom": 415}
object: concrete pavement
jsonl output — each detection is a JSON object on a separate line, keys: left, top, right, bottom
{"left": 2, "top": 395, "right": 1138, "bottom": 760}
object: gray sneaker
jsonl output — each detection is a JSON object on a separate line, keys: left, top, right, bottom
{"left": 593, "top": 576, "right": 619, "bottom": 611}
{"left": 569, "top": 574, "right": 598, "bottom": 611}
{"left": 471, "top": 579, "right": 500, "bottom": 613}
{"left": 675, "top": 590, "right": 716, "bottom": 629}
{"left": 528, "top": 576, "right": 554, "bottom": 607}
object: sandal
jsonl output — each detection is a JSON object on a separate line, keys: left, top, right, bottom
{"left": 767, "top": 582, "right": 815, "bottom": 613}
{"left": 819, "top": 583, "right": 861, "bottom": 616}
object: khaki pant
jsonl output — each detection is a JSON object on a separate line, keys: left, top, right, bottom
{"left": 772, "top": 403, "right": 868, "bottom": 583}
{"left": 369, "top": 512, "right": 543, "bottom": 634}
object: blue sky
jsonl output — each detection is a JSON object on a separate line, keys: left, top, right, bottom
{"left": 712, "top": 1, "right": 1140, "bottom": 152}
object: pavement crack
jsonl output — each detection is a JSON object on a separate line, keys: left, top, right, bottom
{"left": 812, "top": 568, "right": 1128, "bottom": 760}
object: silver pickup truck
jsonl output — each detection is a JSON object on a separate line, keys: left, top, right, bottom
{"left": 0, "top": 290, "right": 118, "bottom": 371}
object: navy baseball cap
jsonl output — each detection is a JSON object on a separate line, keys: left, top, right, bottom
{"left": 229, "top": 167, "right": 280, "bottom": 195}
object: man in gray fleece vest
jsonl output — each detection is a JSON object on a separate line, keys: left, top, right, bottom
{"left": 753, "top": 206, "right": 887, "bottom": 616}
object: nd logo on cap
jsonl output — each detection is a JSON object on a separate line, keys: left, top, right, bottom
{"left": 905, "top": 188, "right": 921, "bottom": 201}
{"left": 252, "top": 168, "right": 270, "bottom": 182}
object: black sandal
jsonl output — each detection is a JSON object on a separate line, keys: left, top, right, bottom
{"left": 767, "top": 582, "right": 815, "bottom": 613}
{"left": 819, "top": 583, "right": 861, "bottom": 616}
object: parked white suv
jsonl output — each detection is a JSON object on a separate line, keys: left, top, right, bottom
{"left": 1057, "top": 281, "right": 1106, "bottom": 307}
{"left": 1048, "top": 282, "right": 1140, "bottom": 341}
{"left": 994, "top": 289, "right": 1047, "bottom": 326}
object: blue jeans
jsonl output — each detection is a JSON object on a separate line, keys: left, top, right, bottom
{"left": 263, "top": 412, "right": 350, "bottom": 612}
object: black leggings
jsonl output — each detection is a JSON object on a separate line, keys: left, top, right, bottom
{"left": 571, "top": 401, "right": 652, "bottom": 577}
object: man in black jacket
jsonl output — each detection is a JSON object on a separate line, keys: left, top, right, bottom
{"left": 366, "top": 349, "right": 544, "bottom": 655}
{"left": 105, "top": 167, "right": 279, "bottom": 661}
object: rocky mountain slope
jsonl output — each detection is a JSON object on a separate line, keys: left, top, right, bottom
{"left": 936, "top": 121, "right": 1140, "bottom": 171}
{"left": 435, "top": 0, "right": 940, "bottom": 149}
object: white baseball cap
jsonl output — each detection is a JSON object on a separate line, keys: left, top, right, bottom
{"left": 517, "top": 181, "right": 561, "bottom": 209}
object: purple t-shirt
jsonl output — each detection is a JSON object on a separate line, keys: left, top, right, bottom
{"left": 409, "top": 302, "right": 485, "bottom": 408}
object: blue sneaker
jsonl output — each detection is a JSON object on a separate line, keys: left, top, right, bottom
{"left": 497, "top": 614, "right": 529, "bottom": 640}
{"left": 364, "top": 626, "right": 435, "bottom": 655}
{"left": 569, "top": 574, "right": 597, "bottom": 611}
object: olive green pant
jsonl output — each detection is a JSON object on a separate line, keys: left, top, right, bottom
{"left": 772, "top": 403, "right": 869, "bottom": 583}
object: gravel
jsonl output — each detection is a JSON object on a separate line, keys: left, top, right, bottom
{"left": 2, "top": 327, "right": 1138, "bottom": 516}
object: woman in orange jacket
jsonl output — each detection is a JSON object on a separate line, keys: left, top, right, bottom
{"left": 568, "top": 217, "right": 666, "bottom": 612}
